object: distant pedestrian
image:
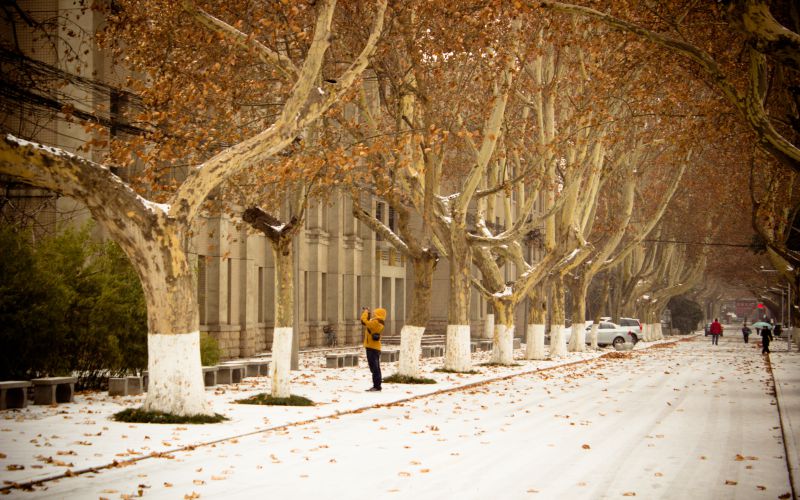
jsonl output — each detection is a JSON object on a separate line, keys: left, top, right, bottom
{"left": 760, "top": 325, "right": 773, "bottom": 354}
{"left": 361, "top": 306, "right": 386, "bottom": 392}
{"left": 709, "top": 318, "right": 723, "bottom": 345}
{"left": 741, "top": 322, "right": 751, "bottom": 344}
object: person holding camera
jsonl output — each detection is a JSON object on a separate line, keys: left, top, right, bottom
{"left": 361, "top": 306, "right": 386, "bottom": 392}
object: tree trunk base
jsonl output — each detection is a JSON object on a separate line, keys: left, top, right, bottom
{"left": 444, "top": 324, "right": 472, "bottom": 372}
{"left": 588, "top": 324, "right": 599, "bottom": 350}
{"left": 270, "top": 327, "right": 293, "bottom": 398}
{"left": 398, "top": 325, "right": 425, "bottom": 377}
{"left": 143, "top": 332, "right": 210, "bottom": 416}
{"left": 568, "top": 323, "right": 587, "bottom": 352}
{"left": 525, "top": 324, "right": 546, "bottom": 360}
{"left": 549, "top": 324, "right": 567, "bottom": 358}
{"left": 491, "top": 324, "right": 515, "bottom": 364}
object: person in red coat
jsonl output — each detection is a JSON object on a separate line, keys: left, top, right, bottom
{"left": 709, "top": 318, "right": 723, "bottom": 345}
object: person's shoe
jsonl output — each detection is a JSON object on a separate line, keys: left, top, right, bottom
{"left": 366, "top": 387, "right": 381, "bottom": 392}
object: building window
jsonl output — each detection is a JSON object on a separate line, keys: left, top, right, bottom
{"left": 258, "top": 266, "right": 264, "bottom": 323}
{"left": 198, "top": 255, "right": 207, "bottom": 325}
{"left": 303, "top": 271, "right": 308, "bottom": 322}
{"left": 321, "top": 272, "right": 328, "bottom": 322}
{"left": 356, "top": 275, "right": 363, "bottom": 317}
{"left": 227, "top": 259, "right": 233, "bottom": 324}
{"left": 375, "top": 202, "right": 384, "bottom": 241}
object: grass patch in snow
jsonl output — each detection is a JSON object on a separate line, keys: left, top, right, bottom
{"left": 383, "top": 374, "right": 436, "bottom": 384}
{"left": 478, "top": 361, "right": 522, "bottom": 367}
{"left": 112, "top": 408, "right": 227, "bottom": 424}
{"left": 235, "top": 393, "right": 315, "bottom": 406}
{"left": 433, "top": 368, "right": 481, "bottom": 375}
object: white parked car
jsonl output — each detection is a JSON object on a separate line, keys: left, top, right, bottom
{"left": 560, "top": 321, "right": 639, "bottom": 347}
{"left": 618, "top": 317, "right": 643, "bottom": 337}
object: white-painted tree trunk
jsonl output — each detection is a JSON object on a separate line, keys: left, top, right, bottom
{"left": 525, "top": 324, "right": 546, "bottom": 360}
{"left": 444, "top": 325, "right": 472, "bottom": 372}
{"left": 143, "top": 332, "right": 209, "bottom": 416}
{"left": 398, "top": 325, "right": 425, "bottom": 377}
{"left": 549, "top": 323, "right": 567, "bottom": 358}
{"left": 645, "top": 323, "right": 655, "bottom": 341}
{"left": 483, "top": 314, "right": 495, "bottom": 340}
{"left": 567, "top": 322, "right": 586, "bottom": 352}
{"left": 491, "top": 324, "right": 515, "bottom": 364}
{"left": 589, "top": 323, "right": 600, "bottom": 350}
{"left": 269, "top": 327, "right": 293, "bottom": 398}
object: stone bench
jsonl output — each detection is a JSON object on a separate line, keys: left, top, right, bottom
{"left": 31, "top": 377, "right": 77, "bottom": 405}
{"left": 202, "top": 367, "right": 218, "bottom": 387}
{"left": 216, "top": 364, "right": 245, "bottom": 384}
{"left": 380, "top": 350, "right": 399, "bottom": 363}
{"left": 108, "top": 376, "right": 143, "bottom": 397}
{"left": 0, "top": 381, "right": 32, "bottom": 410}
{"left": 513, "top": 338, "right": 521, "bottom": 350}
{"left": 326, "top": 354, "right": 344, "bottom": 368}
{"left": 243, "top": 360, "right": 270, "bottom": 377}
{"left": 344, "top": 353, "right": 359, "bottom": 367}
{"left": 143, "top": 369, "right": 218, "bottom": 389}
{"left": 325, "top": 353, "right": 359, "bottom": 368}
{"left": 422, "top": 346, "right": 444, "bottom": 358}
{"left": 477, "top": 340, "right": 493, "bottom": 351}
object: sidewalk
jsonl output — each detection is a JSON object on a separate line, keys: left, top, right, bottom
{"left": 0, "top": 341, "right": 608, "bottom": 491}
{"left": 769, "top": 339, "right": 800, "bottom": 500}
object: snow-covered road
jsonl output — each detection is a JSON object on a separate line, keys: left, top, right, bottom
{"left": 17, "top": 337, "right": 794, "bottom": 499}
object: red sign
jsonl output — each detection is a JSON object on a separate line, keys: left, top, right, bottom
{"left": 757, "top": 303, "right": 764, "bottom": 309}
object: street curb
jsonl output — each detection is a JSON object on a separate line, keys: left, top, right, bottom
{"left": 768, "top": 354, "right": 799, "bottom": 500}
{"left": 0, "top": 339, "right": 679, "bottom": 494}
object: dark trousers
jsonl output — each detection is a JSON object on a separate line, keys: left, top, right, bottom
{"left": 762, "top": 337, "right": 770, "bottom": 354}
{"left": 743, "top": 333, "right": 749, "bottom": 343}
{"left": 366, "top": 348, "right": 382, "bottom": 389}
{"left": 711, "top": 334, "right": 719, "bottom": 345}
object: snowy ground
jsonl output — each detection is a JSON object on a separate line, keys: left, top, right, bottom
{"left": 0, "top": 334, "right": 796, "bottom": 499}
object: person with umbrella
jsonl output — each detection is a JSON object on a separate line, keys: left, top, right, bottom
{"left": 752, "top": 321, "right": 774, "bottom": 354}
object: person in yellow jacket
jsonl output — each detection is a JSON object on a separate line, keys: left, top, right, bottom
{"left": 361, "top": 306, "right": 386, "bottom": 392}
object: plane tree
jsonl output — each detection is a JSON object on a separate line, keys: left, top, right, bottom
{"left": 0, "top": 0, "right": 387, "bottom": 414}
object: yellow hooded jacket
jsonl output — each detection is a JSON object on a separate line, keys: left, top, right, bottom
{"left": 361, "top": 308, "right": 386, "bottom": 351}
